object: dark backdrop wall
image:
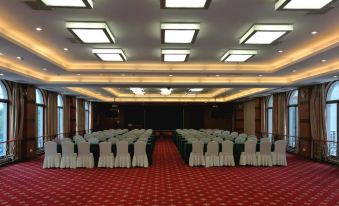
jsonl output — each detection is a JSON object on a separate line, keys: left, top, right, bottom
{"left": 92, "top": 102, "right": 234, "bottom": 131}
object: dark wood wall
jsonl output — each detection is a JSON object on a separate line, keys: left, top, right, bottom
{"left": 92, "top": 102, "right": 234, "bottom": 131}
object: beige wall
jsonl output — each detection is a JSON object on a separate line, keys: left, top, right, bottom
{"left": 244, "top": 100, "right": 255, "bottom": 135}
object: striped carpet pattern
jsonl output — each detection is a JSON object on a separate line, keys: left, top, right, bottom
{"left": 1, "top": 137, "right": 339, "bottom": 206}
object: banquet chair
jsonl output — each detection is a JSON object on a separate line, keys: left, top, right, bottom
{"left": 212, "top": 137, "right": 223, "bottom": 143}
{"left": 132, "top": 141, "right": 149, "bottom": 167}
{"left": 60, "top": 141, "right": 77, "bottom": 169}
{"left": 200, "top": 137, "right": 211, "bottom": 143}
{"left": 256, "top": 141, "right": 273, "bottom": 166}
{"left": 88, "top": 137, "right": 99, "bottom": 144}
{"left": 189, "top": 140, "right": 205, "bottom": 167}
{"left": 240, "top": 140, "right": 257, "bottom": 166}
{"left": 260, "top": 137, "right": 270, "bottom": 142}
{"left": 61, "top": 138, "right": 72, "bottom": 142}
{"left": 272, "top": 140, "right": 287, "bottom": 166}
{"left": 115, "top": 141, "right": 131, "bottom": 168}
{"left": 98, "top": 142, "right": 114, "bottom": 168}
{"left": 43, "top": 141, "right": 61, "bottom": 168}
{"left": 205, "top": 141, "right": 220, "bottom": 167}
{"left": 76, "top": 142, "right": 94, "bottom": 168}
{"left": 235, "top": 136, "right": 247, "bottom": 144}
{"left": 219, "top": 140, "right": 235, "bottom": 166}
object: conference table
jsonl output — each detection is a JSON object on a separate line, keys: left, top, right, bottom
{"left": 174, "top": 133, "right": 274, "bottom": 165}
{"left": 57, "top": 137, "right": 155, "bottom": 166}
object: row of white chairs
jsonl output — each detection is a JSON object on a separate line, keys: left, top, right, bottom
{"left": 43, "top": 140, "right": 149, "bottom": 169}
{"left": 189, "top": 139, "right": 287, "bottom": 167}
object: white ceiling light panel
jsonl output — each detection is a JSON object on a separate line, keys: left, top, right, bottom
{"left": 66, "top": 22, "right": 115, "bottom": 43}
{"left": 221, "top": 50, "right": 258, "bottom": 62}
{"left": 162, "top": 0, "right": 210, "bottom": 8}
{"left": 41, "top": 0, "right": 93, "bottom": 8}
{"left": 161, "top": 23, "right": 200, "bottom": 44}
{"left": 162, "top": 49, "right": 190, "bottom": 62}
{"left": 239, "top": 24, "right": 293, "bottom": 45}
{"left": 92, "top": 49, "right": 127, "bottom": 62}
{"left": 275, "top": 0, "right": 334, "bottom": 10}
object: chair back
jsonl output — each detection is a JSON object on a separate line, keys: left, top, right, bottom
{"left": 238, "top": 133, "right": 248, "bottom": 138}
{"left": 116, "top": 141, "right": 129, "bottom": 156}
{"left": 260, "top": 137, "right": 270, "bottom": 142}
{"left": 77, "top": 141, "right": 90, "bottom": 156}
{"left": 275, "top": 140, "right": 286, "bottom": 154}
{"left": 212, "top": 137, "right": 223, "bottom": 143}
{"left": 235, "top": 136, "right": 246, "bottom": 144}
{"left": 222, "top": 140, "right": 234, "bottom": 155}
{"left": 134, "top": 141, "right": 146, "bottom": 156}
{"left": 230, "top": 132, "right": 238, "bottom": 138}
{"left": 61, "top": 141, "right": 75, "bottom": 156}
{"left": 99, "top": 142, "right": 112, "bottom": 156}
{"left": 244, "top": 140, "right": 256, "bottom": 155}
{"left": 200, "top": 137, "right": 210, "bottom": 143}
{"left": 44, "top": 141, "right": 57, "bottom": 156}
{"left": 260, "top": 141, "right": 271, "bottom": 155}
{"left": 124, "top": 137, "right": 134, "bottom": 144}
{"left": 192, "top": 140, "right": 204, "bottom": 154}
{"left": 206, "top": 141, "right": 219, "bottom": 156}
{"left": 61, "top": 138, "right": 72, "bottom": 142}
{"left": 108, "top": 138, "right": 119, "bottom": 144}
{"left": 88, "top": 137, "right": 99, "bottom": 144}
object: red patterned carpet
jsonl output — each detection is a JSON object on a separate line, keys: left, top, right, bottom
{"left": 1, "top": 137, "right": 339, "bottom": 206}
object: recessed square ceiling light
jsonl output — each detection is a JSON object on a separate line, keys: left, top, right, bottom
{"left": 66, "top": 22, "right": 115, "bottom": 43}
{"left": 161, "top": 0, "right": 211, "bottom": 9}
{"left": 41, "top": 0, "right": 93, "bottom": 8}
{"left": 92, "top": 49, "right": 127, "bottom": 62}
{"left": 160, "top": 88, "right": 173, "bottom": 96}
{"left": 239, "top": 24, "right": 293, "bottom": 44}
{"left": 130, "top": 88, "right": 145, "bottom": 95}
{"left": 275, "top": 0, "right": 334, "bottom": 10}
{"left": 162, "top": 49, "right": 190, "bottom": 62}
{"left": 189, "top": 88, "right": 204, "bottom": 92}
{"left": 220, "top": 50, "right": 258, "bottom": 62}
{"left": 161, "top": 23, "right": 200, "bottom": 44}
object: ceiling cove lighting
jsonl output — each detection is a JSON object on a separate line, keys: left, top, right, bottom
{"left": 130, "top": 88, "right": 145, "bottom": 95}
{"left": 275, "top": 0, "right": 335, "bottom": 10}
{"left": 239, "top": 24, "right": 293, "bottom": 45}
{"left": 162, "top": 49, "right": 190, "bottom": 62}
{"left": 161, "top": 0, "right": 211, "bottom": 9}
{"left": 220, "top": 50, "right": 258, "bottom": 62}
{"left": 160, "top": 88, "right": 173, "bottom": 96}
{"left": 41, "top": 0, "right": 93, "bottom": 8}
{"left": 92, "top": 49, "right": 127, "bottom": 62}
{"left": 66, "top": 22, "right": 115, "bottom": 44}
{"left": 161, "top": 23, "right": 200, "bottom": 44}
{"left": 189, "top": 88, "right": 204, "bottom": 92}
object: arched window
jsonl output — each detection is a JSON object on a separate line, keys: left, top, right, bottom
{"left": 267, "top": 96, "right": 273, "bottom": 141}
{"left": 57, "top": 95, "right": 63, "bottom": 137}
{"left": 84, "top": 101, "right": 90, "bottom": 133}
{"left": 326, "top": 81, "right": 339, "bottom": 157}
{"left": 288, "top": 90, "right": 298, "bottom": 150}
{"left": 36, "top": 89, "right": 45, "bottom": 149}
{"left": 0, "top": 81, "right": 9, "bottom": 157}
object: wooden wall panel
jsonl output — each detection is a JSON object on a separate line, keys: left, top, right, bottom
{"left": 255, "top": 98, "right": 262, "bottom": 137}
{"left": 298, "top": 86, "right": 312, "bottom": 158}
{"left": 234, "top": 103, "right": 244, "bottom": 132}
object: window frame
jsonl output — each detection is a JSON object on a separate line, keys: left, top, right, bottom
{"left": 35, "top": 89, "right": 45, "bottom": 149}
{"left": 0, "top": 81, "right": 9, "bottom": 157}
{"left": 84, "top": 101, "right": 90, "bottom": 133}
{"left": 266, "top": 95, "right": 273, "bottom": 141}
{"left": 57, "top": 94, "right": 64, "bottom": 137}
{"left": 326, "top": 81, "right": 339, "bottom": 157}
{"left": 288, "top": 90, "right": 299, "bottom": 150}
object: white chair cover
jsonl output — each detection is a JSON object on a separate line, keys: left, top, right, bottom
{"left": 98, "top": 142, "right": 114, "bottom": 168}
{"left": 60, "top": 141, "right": 77, "bottom": 169}
{"left": 205, "top": 141, "right": 220, "bottom": 167}
{"left": 76, "top": 142, "right": 94, "bottom": 168}
{"left": 88, "top": 137, "right": 99, "bottom": 144}
{"left": 43, "top": 141, "right": 61, "bottom": 168}
{"left": 219, "top": 140, "right": 235, "bottom": 166}
{"left": 272, "top": 140, "right": 287, "bottom": 166}
{"left": 235, "top": 136, "right": 246, "bottom": 144}
{"left": 115, "top": 141, "right": 131, "bottom": 168}
{"left": 108, "top": 137, "right": 119, "bottom": 144}
{"left": 189, "top": 140, "right": 205, "bottom": 167}
{"left": 212, "top": 137, "right": 223, "bottom": 143}
{"left": 256, "top": 141, "right": 272, "bottom": 166}
{"left": 132, "top": 141, "right": 149, "bottom": 167}
{"left": 240, "top": 140, "right": 257, "bottom": 166}
{"left": 61, "top": 138, "right": 72, "bottom": 142}
{"left": 260, "top": 137, "right": 270, "bottom": 142}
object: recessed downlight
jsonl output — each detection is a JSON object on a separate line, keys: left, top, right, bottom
{"left": 311, "top": 31, "right": 318, "bottom": 35}
{"left": 278, "top": 50, "right": 284, "bottom": 53}
{"left": 42, "top": 68, "right": 48, "bottom": 71}
{"left": 16, "top": 56, "right": 23, "bottom": 60}
{"left": 64, "top": 48, "right": 69, "bottom": 51}
{"left": 321, "top": 59, "right": 327, "bottom": 63}
{"left": 36, "top": 27, "right": 43, "bottom": 31}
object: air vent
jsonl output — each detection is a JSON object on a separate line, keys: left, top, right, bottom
{"left": 307, "top": 7, "right": 334, "bottom": 15}
{"left": 24, "top": 1, "right": 51, "bottom": 10}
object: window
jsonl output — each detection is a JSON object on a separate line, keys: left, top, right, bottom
{"left": 84, "top": 101, "right": 90, "bottom": 133}
{"left": 267, "top": 96, "right": 273, "bottom": 141}
{"left": 326, "top": 81, "right": 339, "bottom": 157}
{"left": 36, "top": 89, "right": 45, "bottom": 149}
{"left": 0, "top": 82, "right": 8, "bottom": 157}
{"left": 57, "top": 95, "right": 63, "bottom": 137}
{"left": 288, "top": 90, "right": 298, "bottom": 150}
